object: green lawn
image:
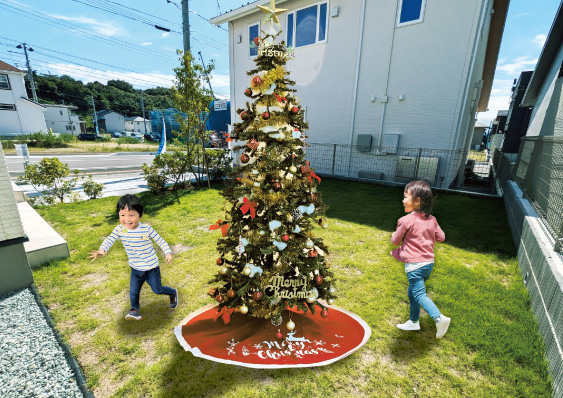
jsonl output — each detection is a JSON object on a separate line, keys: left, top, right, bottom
{"left": 32, "top": 179, "right": 552, "bottom": 398}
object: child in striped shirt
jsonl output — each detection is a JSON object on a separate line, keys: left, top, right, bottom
{"left": 89, "top": 194, "right": 178, "bottom": 320}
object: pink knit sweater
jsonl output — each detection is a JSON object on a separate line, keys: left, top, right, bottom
{"left": 391, "top": 212, "right": 445, "bottom": 263}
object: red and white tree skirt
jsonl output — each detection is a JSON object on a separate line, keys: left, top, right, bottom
{"left": 174, "top": 303, "right": 371, "bottom": 368}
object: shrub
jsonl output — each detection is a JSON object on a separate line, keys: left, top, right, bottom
{"left": 19, "top": 157, "right": 79, "bottom": 203}
{"left": 19, "top": 131, "right": 74, "bottom": 148}
{"left": 117, "top": 137, "right": 140, "bottom": 144}
{"left": 0, "top": 140, "right": 15, "bottom": 149}
{"left": 82, "top": 176, "right": 104, "bottom": 199}
{"left": 205, "top": 148, "right": 232, "bottom": 181}
{"left": 142, "top": 151, "right": 192, "bottom": 193}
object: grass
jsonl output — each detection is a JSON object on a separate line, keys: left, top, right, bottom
{"left": 1, "top": 141, "right": 177, "bottom": 154}
{"left": 31, "top": 179, "right": 551, "bottom": 398}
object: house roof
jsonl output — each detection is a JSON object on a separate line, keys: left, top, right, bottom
{"left": 20, "top": 97, "right": 47, "bottom": 109}
{"left": 125, "top": 116, "right": 148, "bottom": 122}
{"left": 0, "top": 60, "right": 24, "bottom": 73}
{"left": 210, "top": 0, "right": 287, "bottom": 25}
{"left": 44, "top": 104, "right": 78, "bottom": 110}
{"left": 96, "top": 110, "right": 122, "bottom": 117}
{"left": 521, "top": 2, "right": 563, "bottom": 107}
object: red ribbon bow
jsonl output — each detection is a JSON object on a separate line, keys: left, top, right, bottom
{"left": 213, "top": 306, "right": 237, "bottom": 325}
{"left": 274, "top": 92, "right": 288, "bottom": 103}
{"left": 241, "top": 197, "right": 258, "bottom": 219}
{"left": 301, "top": 161, "right": 321, "bottom": 184}
{"left": 209, "top": 219, "right": 230, "bottom": 237}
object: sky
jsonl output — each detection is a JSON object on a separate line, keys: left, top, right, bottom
{"left": 0, "top": 0, "right": 561, "bottom": 124}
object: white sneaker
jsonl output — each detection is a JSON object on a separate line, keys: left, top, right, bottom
{"left": 436, "top": 315, "right": 451, "bottom": 338}
{"left": 396, "top": 320, "right": 420, "bottom": 331}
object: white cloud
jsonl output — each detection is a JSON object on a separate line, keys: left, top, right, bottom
{"left": 50, "top": 14, "right": 128, "bottom": 37}
{"left": 477, "top": 95, "right": 511, "bottom": 126}
{"left": 497, "top": 56, "right": 537, "bottom": 75}
{"left": 161, "top": 32, "right": 170, "bottom": 38}
{"left": 534, "top": 34, "right": 547, "bottom": 49}
{"left": 141, "top": 42, "right": 153, "bottom": 46}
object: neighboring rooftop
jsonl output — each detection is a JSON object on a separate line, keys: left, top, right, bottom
{"left": 0, "top": 60, "right": 24, "bottom": 73}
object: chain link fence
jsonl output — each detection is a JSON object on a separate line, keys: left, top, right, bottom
{"left": 305, "top": 143, "right": 497, "bottom": 194}
{"left": 512, "top": 136, "right": 563, "bottom": 251}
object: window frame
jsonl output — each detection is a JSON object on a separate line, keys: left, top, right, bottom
{"left": 248, "top": 21, "right": 261, "bottom": 58}
{"left": 396, "top": 0, "right": 427, "bottom": 27}
{"left": 0, "top": 74, "right": 11, "bottom": 90}
{"left": 0, "top": 103, "right": 16, "bottom": 111}
{"left": 286, "top": 1, "right": 329, "bottom": 49}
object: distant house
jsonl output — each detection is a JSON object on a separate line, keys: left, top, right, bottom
{"left": 44, "top": 104, "right": 81, "bottom": 136}
{"left": 0, "top": 60, "right": 47, "bottom": 137}
{"left": 96, "top": 110, "right": 125, "bottom": 133}
{"left": 210, "top": 0, "right": 509, "bottom": 186}
{"left": 124, "top": 116, "right": 151, "bottom": 134}
{"left": 471, "top": 122, "right": 488, "bottom": 150}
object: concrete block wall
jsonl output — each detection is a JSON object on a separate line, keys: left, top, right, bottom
{"left": 503, "top": 179, "right": 563, "bottom": 396}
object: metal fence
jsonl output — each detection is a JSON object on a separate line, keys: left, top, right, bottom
{"left": 305, "top": 143, "right": 497, "bottom": 194}
{"left": 512, "top": 136, "right": 563, "bottom": 251}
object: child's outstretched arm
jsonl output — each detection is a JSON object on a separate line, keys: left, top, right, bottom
{"left": 88, "top": 249, "right": 106, "bottom": 261}
{"left": 148, "top": 226, "right": 173, "bottom": 264}
{"left": 391, "top": 219, "right": 407, "bottom": 246}
{"left": 89, "top": 226, "right": 120, "bottom": 261}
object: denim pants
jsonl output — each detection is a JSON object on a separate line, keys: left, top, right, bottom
{"left": 407, "top": 263, "right": 441, "bottom": 322}
{"left": 130, "top": 267, "right": 175, "bottom": 309}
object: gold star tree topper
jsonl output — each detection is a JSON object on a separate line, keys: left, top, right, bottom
{"left": 257, "top": 0, "right": 287, "bottom": 29}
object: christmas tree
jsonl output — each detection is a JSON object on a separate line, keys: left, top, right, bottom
{"left": 209, "top": 1, "right": 336, "bottom": 330}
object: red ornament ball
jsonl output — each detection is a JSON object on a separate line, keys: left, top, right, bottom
{"left": 252, "top": 76, "right": 262, "bottom": 85}
{"left": 227, "top": 289, "right": 236, "bottom": 298}
{"left": 321, "top": 309, "right": 329, "bottom": 318}
{"left": 291, "top": 106, "right": 300, "bottom": 114}
{"left": 253, "top": 37, "right": 260, "bottom": 46}
{"left": 273, "top": 182, "right": 282, "bottom": 191}
{"left": 216, "top": 295, "right": 224, "bottom": 303}
{"left": 240, "top": 154, "right": 250, "bottom": 164}
{"left": 262, "top": 111, "right": 270, "bottom": 120}
{"left": 216, "top": 257, "right": 224, "bottom": 265}
{"left": 310, "top": 194, "right": 317, "bottom": 202}
{"left": 240, "top": 111, "right": 247, "bottom": 120}
{"left": 276, "top": 331, "right": 283, "bottom": 339}
{"left": 244, "top": 88, "right": 252, "bottom": 96}
{"left": 281, "top": 234, "right": 290, "bottom": 243}
{"left": 314, "top": 275, "right": 323, "bottom": 285}
{"left": 253, "top": 291, "right": 263, "bottom": 301}
{"left": 309, "top": 249, "right": 318, "bottom": 258}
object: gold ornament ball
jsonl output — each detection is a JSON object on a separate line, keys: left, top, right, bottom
{"left": 242, "top": 266, "right": 252, "bottom": 276}
{"left": 219, "top": 266, "right": 228, "bottom": 275}
{"left": 327, "top": 298, "right": 335, "bottom": 305}
{"left": 239, "top": 305, "right": 249, "bottom": 314}
{"left": 305, "top": 239, "right": 314, "bottom": 249}
{"left": 286, "top": 320, "right": 295, "bottom": 331}
{"left": 289, "top": 165, "right": 297, "bottom": 174}
{"left": 293, "top": 96, "right": 301, "bottom": 105}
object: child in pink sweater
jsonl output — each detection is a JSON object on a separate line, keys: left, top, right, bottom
{"left": 391, "top": 180, "right": 450, "bottom": 338}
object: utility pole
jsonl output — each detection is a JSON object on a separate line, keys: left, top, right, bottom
{"left": 140, "top": 91, "right": 147, "bottom": 134}
{"left": 91, "top": 95, "right": 99, "bottom": 135}
{"left": 198, "top": 51, "right": 214, "bottom": 99}
{"left": 182, "top": 0, "right": 190, "bottom": 53}
{"left": 16, "top": 43, "right": 38, "bottom": 102}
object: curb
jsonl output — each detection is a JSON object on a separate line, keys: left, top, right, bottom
{"left": 29, "top": 284, "right": 94, "bottom": 398}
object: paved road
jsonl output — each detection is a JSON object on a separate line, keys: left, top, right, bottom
{"left": 5, "top": 153, "right": 156, "bottom": 175}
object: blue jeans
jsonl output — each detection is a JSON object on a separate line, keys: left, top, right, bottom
{"left": 407, "top": 263, "right": 441, "bottom": 322}
{"left": 130, "top": 267, "right": 175, "bottom": 309}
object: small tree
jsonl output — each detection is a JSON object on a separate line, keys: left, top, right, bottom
{"left": 171, "top": 51, "right": 215, "bottom": 188}
{"left": 142, "top": 151, "right": 192, "bottom": 193}
{"left": 82, "top": 175, "right": 104, "bottom": 199}
{"left": 19, "top": 157, "right": 79, "bottom": 203}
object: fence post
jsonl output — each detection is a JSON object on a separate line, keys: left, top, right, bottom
{"left": 413, "top": 148, "right": 422, "bottom": 180}
{"left": 331, "top": 144, "right": 337, "bottom": 176}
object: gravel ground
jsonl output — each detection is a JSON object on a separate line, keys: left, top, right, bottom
{"left": 0, "top": 288, "right": 85, "bottom": 398}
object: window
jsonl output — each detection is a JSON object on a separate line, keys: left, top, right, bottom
{"left": 60, "top": 110, "right": 63, "bottom": 116}
{"left": 0, "top": 74, "right": 10, "bottom": 90}
{"left": 249, "top": 23, "right": 260, "bottom": 57}
{"left": 0, "top": 104, "right": 16, "bottom": 111}
{"left": 287, "top": 2, "right": 328, "bottom": 48}
{"left": 397, "top": 0, "right": 426, "bottom": 26}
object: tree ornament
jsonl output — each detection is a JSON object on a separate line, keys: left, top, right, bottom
{"left": 306, "top": 294, "right": 316, "bottom": 303}
{"left": 321, "top": 309, "right": 329, "bottom": 318}
{"left": 243, "top": 266, "right": 252, "bottom": 276}
{"left": 273, "top": 181, "right": 282, "bottom": 191}
{"left": 207, "top": 287, "right": 218, "bottom": 297}
{"left": 219, "top": 266, "right": 228, "bottom": 275}
{"left": 252, "top": 76, "right": 262, "bottom": 85}
{"left": 290, "top": 209, "right": 302, "bottom": 220}
{"left": 251, "top": 169, "right": 259, "bottom": 175}
{"left": 216, "top": 295, "right": 224, "bottom": 303}
{"left": 309, "top": 249, "right": 318, "bottom": 257}
{"left": 259, "top": 230, "right": 266, "bottom": 236}
{"left": 240, "top": 111, "right": 247, "bottom": 120}
{"left": 276, "top": 330, "right": 283, "bottom": 339}
{"left": 289, "top": 165, "right": 297, "bottom": 174}
{"left": 329, "top": 287, "right": 336, "bottom": 295}
{"left": 325, "top": 262, "right": 331, "bottom": 269}
{"left": 291, "top": 106, "right": 299, "bottom": 114}
{"left": 314, "top": 275, "right": 323, "bottom": 285}
{"left": 327, "top": 298, "right": 335, "bottom": 305}
{"left": 227, "top": 289, "right": 236, "bottom": 298}
{"left": 286, "top": 320, "right": 295, "bottom": 331}
{"left": 216, "top": 257, "right": 224, "bottom": 265}
{"left": 318, "top": 217, "right": 328, "bottom": 229}
{"left": 239, "top": 304, "right": 249, "bottom": 314}
{"left": 253, "top": 291, "right": 263, "bottom": 301}
{"left": 262, "top": 111, "right": 270, "bottom": 120}
{"left": 253, "top": 182, "right": 261, "bottom": 187}
{"left": 281, "top": 234, "right": 290, "bottom": 243}
{"left": 305, "top": 239, "right": 314, "bottom": 249}
{"left": 247, "top": 139, "right": 259, "bottom": 150}
{"left": 311, "top": 193, "right": 317, "bottom": 202}
{"left": 293, "top": 96, "right": 301, "bottom": 105}
{"left": 244, "top": 88, "right": 252, "bottom": 96}
{"left": 240, "top": 154, "right": 250, "bottom": 163}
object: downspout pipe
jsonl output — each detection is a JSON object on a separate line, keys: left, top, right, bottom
{"left": 347, "top": 0, "right": 367, "bottom": 176}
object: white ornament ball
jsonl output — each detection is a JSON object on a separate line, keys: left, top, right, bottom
{"left": 289, "top": 165, "right": 298, "bottom": 174}
{"left": 219, "top": 266, "right": 228, "bottom": 275}
{"left": 293, "top": 96, "right": 301, "bottom": 105}
{"left": 243, "top": 266, "right": 252, "bottom": 276}
{"left": 254, "top": 182, "right": 261, "bottom": 187}
{"left": 321, "top": 221, "right": 329, "bottom": 229}
{"left": 286, "top": 320, "right": 295, "bottom": 331}
{"left": 328, "top": 287, "right": 336, "bottom": 295}
{"left": 305, "top": 239, "right": 314, "bottom": 249}
{"left": 306, "top": 295, "right": 316, "bottom": 303}
{"left": 259, "top": 230, "right": 266, "bottom": 236}
{"left": 327, "top": 298, "right": 335, "bottom": 305}
{"left": 311, "top": 187, "right": 317, "bottom": 193}
{"left": 239, "top": 305, "right": 249, "bottom": 314}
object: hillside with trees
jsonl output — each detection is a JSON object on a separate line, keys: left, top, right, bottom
{"left": 30, "top": 73, "right": 175, "bottom": 120}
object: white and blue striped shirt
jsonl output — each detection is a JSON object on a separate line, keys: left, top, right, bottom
{"left": 99, "top": 223, "right": 172, "bottom": 271}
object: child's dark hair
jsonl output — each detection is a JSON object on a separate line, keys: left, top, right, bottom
{"left": 405, "top": 180, "right": 433, "bottom": 218}
{"left": 116, "top": 194, "right": 144, "bottom": 217}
